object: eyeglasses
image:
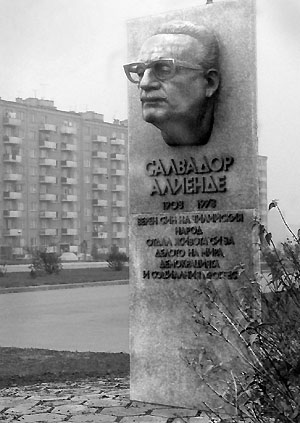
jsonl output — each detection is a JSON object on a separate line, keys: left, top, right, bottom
{"left": 123, "top": 58, "right": 203, "bottom": 84}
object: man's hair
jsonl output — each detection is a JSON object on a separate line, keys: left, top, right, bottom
{"left": 154, "top": 20, "right": 219, "bottom": 72}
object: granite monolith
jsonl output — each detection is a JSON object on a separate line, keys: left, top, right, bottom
{"left": 127, "top": 0, "right": 259, "bottom": 410}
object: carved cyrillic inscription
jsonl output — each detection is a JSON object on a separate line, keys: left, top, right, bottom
{"left": 146, "top": 156, "right": 234, "bottom": 196}
{"left": 135, "top": 211, "right": 246, "bottom": 282}
{"left": 146, "top": 156, "right": 234, "bottom": 176}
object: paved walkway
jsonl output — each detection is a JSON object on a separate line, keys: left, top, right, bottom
{"left": 0, "top": 377, "right": 217, "bottom": 422}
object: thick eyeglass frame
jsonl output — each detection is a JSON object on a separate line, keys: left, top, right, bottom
{"left": 123, "top": 58, "right": 204, "bottom": 84}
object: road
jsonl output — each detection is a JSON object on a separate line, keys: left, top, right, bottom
{"left": 0, "top": 284, "right": 129, "bottom": 353}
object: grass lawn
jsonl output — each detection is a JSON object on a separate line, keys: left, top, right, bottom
{"left": 0, "top": 347, "right": 129, "bottom": 388}
{"left": 0, "top": 267, "right": 129, "bottom": 289}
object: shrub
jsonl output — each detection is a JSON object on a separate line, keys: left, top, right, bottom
{"left": 106, "top": 245, "right": 128, "bottom": 271}
{"left": 185, "top": 200, "right": 300, "bottom": 422}
{"left": 91, "top": 243, "right": 100, "bottom": 261}
{"left": 29, "top": 249, "right": 62, "bottom": 277}
{"left": 0, "top": 264, "right": 7, "bottom": 277}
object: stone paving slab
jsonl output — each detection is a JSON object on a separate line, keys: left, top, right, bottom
{"left": 100, "top": 406, "right": 149, "bottom": 416}
{"left": 69, "top": 414, "right": 118, "bottom": 422}
{"left": 4, "top": 403, "right": 41, "bottom": 415}
{"left": 120, "top": 417, "right": 168, "bottom": 423}
{"left": 85, "top": 398, "right": 131, "bottom": 407}
{"left": 17, "top": 413, "right": 66, "bottom": 422}
{"left": 151, "top": 408, "right": 198, "bottom": 418}
{"left": 0, "top": 377, "right": 220, "bottom": 423}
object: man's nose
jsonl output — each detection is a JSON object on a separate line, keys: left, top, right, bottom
{"left": 139, "top": 68, "right": 160, "bottom": 90}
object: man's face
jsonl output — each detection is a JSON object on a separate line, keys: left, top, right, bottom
{"left": 137, "top": 33, "right": 209, "bottom": 127}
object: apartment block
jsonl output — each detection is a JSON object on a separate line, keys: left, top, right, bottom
{"left": 258, "top": 155, "right": 268, "bottom": 226}
{"left": 0, "top": 97, "right": 128, "bottom": 259}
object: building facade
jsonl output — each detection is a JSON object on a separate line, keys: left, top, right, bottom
{"left": 0, "top": 97, "right": 128, "bottom": 259}
{"left": 258, "top": 155, "right": 268, "bottom": 226}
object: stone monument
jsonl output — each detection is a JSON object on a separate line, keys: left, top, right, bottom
{"left": 125, "top": 0, "right": 258, "bottom": 410}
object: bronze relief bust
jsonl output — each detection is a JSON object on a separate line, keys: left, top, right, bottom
{"left": 124, "top": 21, "right": 220, "bottom": 146}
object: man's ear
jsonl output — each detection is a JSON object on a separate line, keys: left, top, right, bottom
{"left": 205, "top": 69, "right": 219, "bottom": 98}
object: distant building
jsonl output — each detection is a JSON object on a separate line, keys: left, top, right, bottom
{"left": 0, "top": 96, "right": 268, "bottom": 260}
{"left": 0, "top": 97, "right": 128, "bottom": 259}
{"left": 258, "top": 155, "right": 268, "bottom": 226}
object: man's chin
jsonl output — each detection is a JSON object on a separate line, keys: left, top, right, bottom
{"left": 142, "top": 108, "right": 167, "bottom": 125}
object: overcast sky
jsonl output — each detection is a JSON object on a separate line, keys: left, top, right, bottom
{"left": 0, "top": 0, "right": 300, "bottom": 228}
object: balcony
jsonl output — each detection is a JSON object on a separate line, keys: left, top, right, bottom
{"left": 3, "top": 173, "right": 22, "bottom": 181}
{"left": 61, "top": 177, "right": 77, "bottom": 185}
{"left": 39, "top": 158, "right": 57, "bottom": 166}
{"left": 40, "top": 229, "right": 58, "bottom": 236}
{"left": 61, "top": 228, "right": 78, "bottom": 236}
{"left": 62, "top": 211, "right": 78, "bottom": 219}
{"left": 3, "top": 210, "right": 22, "bottom": 218}
{"left": 39, "top": 140, "right": 56, "bottom": 149}
{"left": 112, "top": 184, "right": 126, "bottom": 192}
{"left": 111, "top": 169, "right": 126, "bottom": 176}
{"left": 92, "top": 199, "right": 108, "bottom": 207}
{"left": 112, "top": 231, "right": 127, "bottom": 238}
{"left": 92, "top": 183, "right": 107, "bottom": 190}
{"left": 3, "top": 116, "right": 21, "bottom": 126}
{"left": 92, "top": 215, "right": 108, "bottom": 223}
{"left": 92, "top": 232, "right": 108, "bottom": 239}
{"left": 92, "top": 168, "right": 107, "bottom": 175}
{"left": 92, "top": 151, "right": 107, "bottom": 159}
{"left": 3, "top": 135, "right": 22, "bottom": 144}
{"left": 111, "top": 138, "right": 125, "bottom": 145}
{"left": 3, "top": 153, "right": 22, "bottom": 163}
{"left": 4, "top": 229, "right": 22, "bottom": 236}
{"left": 112, "top": 216, "right": 126, "bottom": 223}
{"left": 39, "top": 175, "right": 57, "bottom": 184}
{"left": 39, "top": 193, "right": 57, "bottom": 201}
{"left": 39, "top": 211, "right": 57, "bottom": 219}
{"left": 61, "top": 142, "right": 77, "bottom": 151}
{"left": 112, "top": 200, "right": 126, "bottom": 207}
{"left": 60, "top": 125, "right": 76, "bottom": 135}
{"left": 110, "top": 153, "right": 126, "bottom": 161}
{"left": 39, "top": 123, "right": 56, "bottom": 132}
{"left": 3, "top": 191, "right": 22, "bottom": 200}
{"left": 61, "top": 160, "right": 77, "bottom": 168}
{"left": 92, "top": 135, "right": 107, "bottom": 143}
{"left": 12, "top": 247, "right": 23, "bottom": 256}
{"left": 61, "top": 194, "right": 78, "bottom": 202}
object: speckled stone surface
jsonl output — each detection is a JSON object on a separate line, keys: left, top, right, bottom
{"left": 127, "top": 0, "right": 258, "bottom": 412}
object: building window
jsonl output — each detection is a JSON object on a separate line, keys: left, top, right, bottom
{"left": 29, "top": 131, "right": 36, "bottom": 141}
{"left": 84, "top": 159, "right": 91, "bottom": 168}
{"left": 30, "top": 238, "right": 37, "bottom": 246}
{"left": 31, "top": 202, "right": 38, "bottom": 211}
{"left": 30, "top": 149, "right": 37, "bottom": 158}
{"left": 30, "top": 185, "right": 37, "bottom": 194}
{"left": 84, "top": 175, "right": 90, "bottom": 183}
{"left": 30, "top": 220, "right": 37, "bottom": 229}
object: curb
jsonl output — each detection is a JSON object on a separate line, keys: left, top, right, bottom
{"left": 0, "top": 279, "right": 129, "bottom": 295}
